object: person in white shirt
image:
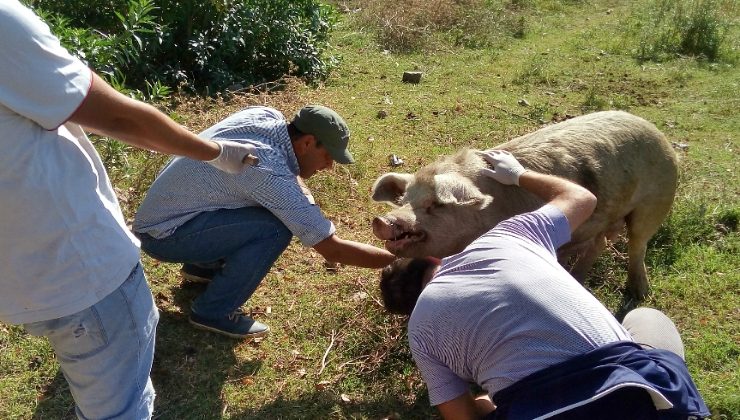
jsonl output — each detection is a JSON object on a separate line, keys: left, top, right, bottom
{"left": 0, "top": 1, "right": 256, "bottom": 418}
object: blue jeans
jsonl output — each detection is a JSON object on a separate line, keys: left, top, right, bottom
{"left": 24, "top": 263, "right": 158, "bottom": 420}
{"left": 137, "top": 207, "right": 292, "bottom": 319}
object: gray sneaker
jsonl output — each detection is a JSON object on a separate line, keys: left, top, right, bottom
{"left": 189, "top": 309, "right": 270, "bottom": 339}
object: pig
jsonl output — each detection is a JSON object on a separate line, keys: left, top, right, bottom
{"left": 371, "top": 111, "right": 678, "bottom": 299}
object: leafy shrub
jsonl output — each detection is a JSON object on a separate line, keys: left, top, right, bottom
{"left": 148, "top": 0, "right": 339, "bottom": 92}
{"left": 33, "top": 0, "right": 159, "bottom": 96}
{"left": 29, "top": 0, "right": 339, "bottom": 93}
{"left": 631, "top": 0, "right": 735, "bottom": 62}
{"left": 30, "top": 0, "right": 128, "bottom": 31}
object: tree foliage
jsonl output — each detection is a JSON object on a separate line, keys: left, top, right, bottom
{"left": 29, "top": 0, "right": 339, "bottom": 94}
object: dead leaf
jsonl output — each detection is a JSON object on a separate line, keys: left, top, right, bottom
{"left": 315, "top": 380, "right": 331, "bottom": 391}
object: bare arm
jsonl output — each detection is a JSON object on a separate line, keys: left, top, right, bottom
{"left": 313, "top": 234, "right": 396, "bottom": 268}
{"left": 437, "top": 392, "right": 494, "bottom": 420}
{"left": 480, "top": 150, "right": 596, "bottom": 232}
{"left": 69, "top": 72, "right": 221, "bottom": 160}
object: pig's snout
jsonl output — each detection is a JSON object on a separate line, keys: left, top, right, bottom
{"left": 372, "top": 216, "right": 395, "bottom": 240}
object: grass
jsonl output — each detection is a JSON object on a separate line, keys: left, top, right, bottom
{"left": 1, "top": 0, "right": 739, "bottom": 418}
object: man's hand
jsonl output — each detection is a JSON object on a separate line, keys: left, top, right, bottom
{"left": 206, "top": 140, "right": 259, "bottom": 174}
{"left": 480, "top": 150, "right": 527, "bottom": 186}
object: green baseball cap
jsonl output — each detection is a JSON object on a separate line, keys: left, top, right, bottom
{"left": 292, "top": 105, "right": 354, "bottom": 164}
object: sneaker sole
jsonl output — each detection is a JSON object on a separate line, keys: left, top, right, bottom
{"left": 188, "top": 318, "right": 270, "bottom": 340}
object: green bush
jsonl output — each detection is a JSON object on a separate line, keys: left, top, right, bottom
{"left": 29, "top": 0, "right": 339, "bottom": 93}
{"left": 631, "top": 0, "right": 735, "bottom": 62}
{"left": 33, "top": 0, "right": 159, "bottom": 97}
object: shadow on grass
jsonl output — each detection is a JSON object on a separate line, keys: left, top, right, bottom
{"left": 33, "top": 370, "right": 76, "bottom": 419}
{"left": 31, "top": 280, "right": 260, "bottom": 419}
{"left": 231, "top": 389, "right": 436, "bottom": 419}
{"left": 151, "top": 281, "right": 264, "bottom": 419}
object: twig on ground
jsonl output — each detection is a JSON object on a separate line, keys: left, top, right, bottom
{"left": 489, "top": 103, "right": 533, "bottom": 122}
{"left": 354, "top": 277, "right": 385, "bottom": 308}
{"left": 318, "top": 329, "right": 337, "bottom": 376}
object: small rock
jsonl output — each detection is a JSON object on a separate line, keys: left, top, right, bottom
{"left": 671, "top": 142, "right": 689, "bottom": 152}
{"left": 351, "top": 291, "right": 368, "bottom": 302}
{"left": 402, "top": 71, "right": 423, "bottom": 84}
{"left": 324, "top": 260, "right": 340, "bottom": 272}
{"left": 517, "top": 98, "right": 530, "bottom": 107}
{"left": 389, "top": 154, "right": 404, "bottom": 167}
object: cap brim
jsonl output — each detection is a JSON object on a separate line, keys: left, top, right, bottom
{"left": 332, "top": 149, "right": 354, "bottom": 164}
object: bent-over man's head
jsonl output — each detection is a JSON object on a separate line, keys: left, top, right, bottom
{"left": 380, "top": 257, "right": 440, "bottom": 315}
{"left": 288, "top": 105, "right": 353, "bottom": 179}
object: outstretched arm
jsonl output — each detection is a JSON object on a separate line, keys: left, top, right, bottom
{"left": 313, "top": 234, "right": 396, "bottom": 268}
{"left": 69, "top": 72, "right": 256, "bottom": 173}
{"left": 480, "top": 150, "right": 596, "bottom": 232}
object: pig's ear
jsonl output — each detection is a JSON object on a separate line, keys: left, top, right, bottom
{"left": 372, "top": 173, "right": 414, "bottom": 205}
{"left": 434, "top": 173, "right": 492, "bottom": 209}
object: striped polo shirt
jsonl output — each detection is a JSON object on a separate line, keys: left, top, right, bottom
{"left": 409, "top": 205, "right": 631, "bottom": 406}
{"left": 133, "top": 106, "right": 335, "bottom": 246}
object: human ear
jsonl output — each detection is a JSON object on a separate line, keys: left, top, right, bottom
{"left": 293, "top": 134, "right": 316, "bottom": 155}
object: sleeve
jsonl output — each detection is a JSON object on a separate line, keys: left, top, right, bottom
{"left": 200, "top": 106, "right": 286, "bottom": 140}
{"left": 480, "top": 204, "right": 571, "bottom": 257}
{"left": 0, "top": 1, "right": 91, "bottom": 129}
{"left": 246, "top": 169, "right": 335, "bottom": 247}
{"left": 409, "top": 325, "right": 470, "bottom": 406}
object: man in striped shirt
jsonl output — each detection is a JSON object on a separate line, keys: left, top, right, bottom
{"left": 380, "top": 151, "right": 707, "bottom": 419}
{"left": 134, "top": 105, "right": 396, "bottom": 339}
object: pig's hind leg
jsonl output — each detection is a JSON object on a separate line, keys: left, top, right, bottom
{"left": 624, "top": 198, "right": 674, "bottom": 300}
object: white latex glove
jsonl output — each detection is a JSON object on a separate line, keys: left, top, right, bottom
{"left": 480, "top": 150, "right": 527, "bottom": 186}
{"left": 206, "top": 140, "right": 259, "bottom": 174}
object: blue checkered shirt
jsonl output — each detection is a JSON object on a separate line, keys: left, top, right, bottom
{"left": 133, "top": 106, "right": 335, "bottom": 246}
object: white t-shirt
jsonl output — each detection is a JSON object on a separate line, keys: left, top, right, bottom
{"left": 409, "top": 205, "right": 631, "bottom": 406}
{"left": 0, "top": 1, "right": 140, "bottom": 324}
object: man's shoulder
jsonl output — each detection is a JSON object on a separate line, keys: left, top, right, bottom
{"left": 409, "top": 282, "right": 463, "bottom": 327}
{"left": 481, "top": 204, "right": 570, "bottom": 249}
{"left": 237, "top": 106, "right": 285, "bottom": 120}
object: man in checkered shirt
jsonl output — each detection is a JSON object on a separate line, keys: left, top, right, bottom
{"left": 134, "top": 105, "right": 395, "bottom": 339}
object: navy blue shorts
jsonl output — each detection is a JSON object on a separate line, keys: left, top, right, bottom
{"left": 487, "top": 341, "right": 709, "bottom": 420}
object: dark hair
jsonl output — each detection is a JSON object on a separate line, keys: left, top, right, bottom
{"left": 380, "top": 258, "right": 436, "bottom": 315}
{"left": 287, "top": 122, "right": 321, "bottom": 147}
{"left": 287, "top": 122, "right": 305, "bottom": 139}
